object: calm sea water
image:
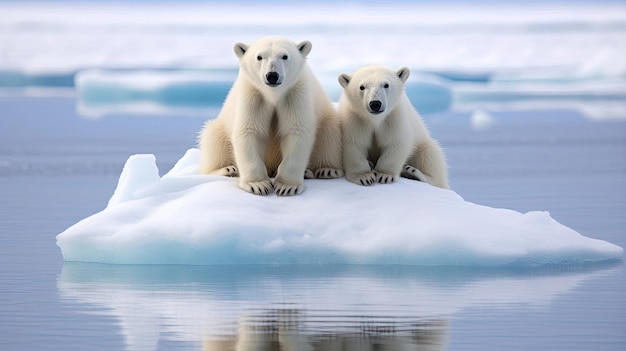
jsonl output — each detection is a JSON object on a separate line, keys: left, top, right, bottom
{"left": 0, "top": 96, "right": 624, "bottom": 350}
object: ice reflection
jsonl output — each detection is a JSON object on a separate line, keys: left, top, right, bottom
{"left": 203, "top": 309, "right": 447, "bottom": 351}
{"left": 58, "top": 263, "right": 619, "bottom": 351}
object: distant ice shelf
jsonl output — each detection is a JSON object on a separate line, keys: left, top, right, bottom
{"left": 72, "top": 69, "right": 451, "bottom": 118}
{"left": 2, "top": 1, "right": 626, "bottom": 119}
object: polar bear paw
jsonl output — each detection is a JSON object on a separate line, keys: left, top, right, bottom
{"left": 401, "top": 165, "right": 424, "bottom": 182}
{"left": 304, "top": 169, "right": 315, "bottom": 179}
{"left": 374, "top": 171, "right": 398, "bottom": 184}
{"left": 314, "top": 168, "right": 344, "bottom": 179}
{"left": 240, "top": 179, "right": 274, "bottom": 196}
{"left": 347, "top": 172, "right": 376, "bottom": 186}
{"left": 213, "top": 165, "right": 239, "bottom": 177}
{"left": 273, "top": 180, "right": 305, "bottom": 196}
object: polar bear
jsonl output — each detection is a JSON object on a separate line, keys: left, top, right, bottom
{"left": 198, "top": 37, "right": 343, "bottom": 196}
{"left": 337, "top": 65, "right": 449, "bottom": 188}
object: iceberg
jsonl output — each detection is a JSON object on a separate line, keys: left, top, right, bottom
{"left": 74, "top": 69, "right": 234, "bottom": 118}
{"left": 56, "top": 149, "right": 623, "bottom": 266}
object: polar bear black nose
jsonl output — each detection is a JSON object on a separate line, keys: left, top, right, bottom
{"left": 369, "top": 100, "right": 382, "bottom": 112}
{"left": 266, "top": 72, "right": 280, "bottom": 85}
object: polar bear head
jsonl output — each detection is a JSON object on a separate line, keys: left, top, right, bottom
{"left": 234, "top": 37, "right": 312, "bottom": 93}
{"left": 338, "top": 65, "right": 410, "bottom": 118}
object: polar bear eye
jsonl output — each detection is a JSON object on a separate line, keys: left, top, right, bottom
{"left": 282, "top": 55, "right": 288, "bottom": 60}
{"left": 359, "top": 85, "right": 365, "bottom": 91}
{"left": 384, "top": 83, "right": 390, "bottom": 88}
{"left": 256, "top": 55, "right": 262, "bottom": 61}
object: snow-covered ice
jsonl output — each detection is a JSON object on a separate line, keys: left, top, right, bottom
{"left": 2, "top": 2, "right": 626, "bottom": 118}
{"left": 56, "top": 149, "right": 623, "bottom": 266}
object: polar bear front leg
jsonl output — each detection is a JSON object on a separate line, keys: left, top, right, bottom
{"left": 343, "top": 141, "right": 376, "bottom": 186}
{"left": 274, "top": 129, "right": 313, "bottom": 196}
{"left": 233, "top": 137, "right": 274, "bottom": 195}
{"left": 272, "top": 102, "right": 317, "bottom": 196}
{"left": 235, "top": 138, "right": 273, "bottom": 194}
{"left": 231, "top": 109, "right": 274, "bottom": 196}
{"left": 372, "top": 144, "right": 406, "bottom": 184}
{"left": 234, "top": 132, "right": 274, "bottom": 195}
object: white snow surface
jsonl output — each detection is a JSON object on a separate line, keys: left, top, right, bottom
{"left": 3, "top": 1, "right": 626, "bottom": 119}
{"left": 56, "top": 149, "right": 623, "bottom": 266}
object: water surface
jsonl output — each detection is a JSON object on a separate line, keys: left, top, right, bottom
{"left": 1, "top": 96, "right": 624, "bottom": 350}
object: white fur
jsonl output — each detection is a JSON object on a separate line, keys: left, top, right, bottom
{"left": 337, "top": 65, "right": 449, "bottom": 189}
{"left": 199, "top": 37, "right": 342, "bottom": 196}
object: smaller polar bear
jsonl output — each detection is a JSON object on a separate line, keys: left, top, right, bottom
{"left": 198, "top": 37, "right": 343, "bottom": 196}
{"left": 337, "top": 65, "right": 449, "bottom": 188}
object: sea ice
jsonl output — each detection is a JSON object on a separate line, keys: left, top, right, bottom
{"left": 73, "top": 69, "right": 452, "bottom": 117}
{"left": 56, "top": 149, "right": 623, "bottom": 266}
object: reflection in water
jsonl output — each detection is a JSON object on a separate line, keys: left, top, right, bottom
{"left": 203, "top": 309, "right": 447, "bottom": 350}
{"left": 58, "top": 263, "right": 619, "bottom": 351}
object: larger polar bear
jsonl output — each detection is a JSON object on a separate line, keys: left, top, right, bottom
{"left": 199, "top": 37, "right": 343, "bottom": 196}
{"left": 337, "top": 65, "right": 449, "bottom": 189}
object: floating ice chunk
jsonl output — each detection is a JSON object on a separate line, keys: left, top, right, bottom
{"left": 74, "top": 69, "right": 234, "bottom": 118}
{"left": 57, "top": 149, "right": 623, "bottom": 266}
{"left": 470, "top": 109, "right": 496, "bottom": 131}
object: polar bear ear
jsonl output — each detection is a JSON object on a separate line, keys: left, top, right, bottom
{"left": 338, "top": 73, "right": 351, "bottom": 88}
{"left": 297, "top": 41, "right": 312, "bottom": 57}
{"left": 234, "top": 43, "right": 249, "bottom": 59}
{"left": 396, "top": 67, "right": 410, "bottom": 83}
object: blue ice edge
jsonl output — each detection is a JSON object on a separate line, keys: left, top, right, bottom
{"left": 73, "top": 69, "right": 452, "bottom": 116}
{"left": 6, "top": 68, "right": 625, "bottom": 119}
{"left": 55, "top": 150, "right": 623, "bottom": 267}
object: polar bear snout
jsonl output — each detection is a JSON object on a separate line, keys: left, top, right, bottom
{"left": 368, "top": 100, "right": 383, "bottom": 114}
{"left": 265, "top": 72, "right": 281, "bottom": 87}
{"left": 365, "top": 88, "right": 387, "bottom": 115}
